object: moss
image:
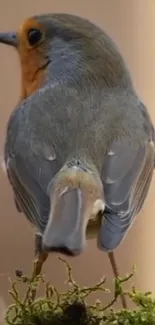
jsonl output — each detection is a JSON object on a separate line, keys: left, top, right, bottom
{"left": 4, "top": 258, "right": 155, "bottom": 325}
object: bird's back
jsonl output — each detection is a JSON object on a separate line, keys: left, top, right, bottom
{"left": 5, "top": 82, "right": 150, "bottom": 170}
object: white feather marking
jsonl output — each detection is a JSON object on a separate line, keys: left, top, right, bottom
{"left": 0, "top": 156, "right": 7, "bottom": 175}
{"left": 150, "top": 140, "right": 155, "bottom": 148}
{"left": 38, "top": 81, "right": 60, "bottom": 94}
{"left": 76, "top": 188, "right": 83, "bottom": 232}
{"left": 48, "top": 154, "right": 56, "bottom": 161}
{"left": 59, "top": 186, "right": 68, "bottom": 197}
{"left": 72, "top": 166, "right": 79, "bottom": 170}
{"left": 91, "top": 199, "right": 105, "bottom": 219}
{"left": 107, "top": 151, "right": 115, "bottom": 156}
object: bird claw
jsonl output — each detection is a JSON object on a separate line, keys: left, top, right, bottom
{"left": 32, "top": 259, "right": 42, "bottom": 278}
{"left": 32, "top": 251, "right": 48, "bottom": 278}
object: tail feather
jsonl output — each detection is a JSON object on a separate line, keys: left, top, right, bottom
{"left": 43, "top": 187, "right": 84, "bottom": 252}
{"left": 43, "top": 165, "right": 105, "bottom": 254}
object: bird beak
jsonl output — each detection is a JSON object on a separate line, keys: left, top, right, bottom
{"left": 0, "top": 32, "right": 17, "bottom": 47}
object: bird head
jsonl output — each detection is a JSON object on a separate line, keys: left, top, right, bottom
{"left": 0, "top": 13, "right": 133, "bottom": 100}
{"left": 0, "top": 16, "right": 53, "bottom": 99}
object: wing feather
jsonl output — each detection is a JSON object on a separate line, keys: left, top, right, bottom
{"left": 98, "top": 138, "right": 154, "bottom": 251}
{"left": 6, "top": 154, "right": 60, "bottom": 233}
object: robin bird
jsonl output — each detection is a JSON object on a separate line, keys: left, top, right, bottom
{"left": 0, "top": 13, "right": 155, "bottom": 309}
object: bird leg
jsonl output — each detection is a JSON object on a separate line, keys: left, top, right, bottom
{"left": 108, "top": 252, "right": 127, "bottom": 309}
{"left": 32, "top": 232, "right": 48, "bottom": 278}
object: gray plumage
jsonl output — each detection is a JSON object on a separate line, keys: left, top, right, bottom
{"left": 1, "top": 13, "right": 155, "bottom": 253}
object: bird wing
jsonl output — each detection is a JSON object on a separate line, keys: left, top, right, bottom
{"left": 6, "top": 153, "right": 61, "bottom": 233}
{"left": 98, "top": 135, "right": 155, "bottom": 251}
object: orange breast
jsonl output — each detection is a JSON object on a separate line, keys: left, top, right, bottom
{"left": 18, "top": 46, "right": 46, "bottom": 100}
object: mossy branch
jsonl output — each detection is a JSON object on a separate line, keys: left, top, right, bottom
{"left": 4, "top": 258, "right": 155, "bottom": 325}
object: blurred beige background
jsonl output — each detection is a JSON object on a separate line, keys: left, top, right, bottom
{"left": 0, "top": 0, "right": 155, "bottom": 308}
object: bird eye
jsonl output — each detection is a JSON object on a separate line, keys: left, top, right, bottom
{"left": 27, "top": 28, "right": 42, "bottom": 46}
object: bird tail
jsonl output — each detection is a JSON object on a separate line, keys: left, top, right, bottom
{"left": 43, "top": 163, "right": 105, "bottom": 255}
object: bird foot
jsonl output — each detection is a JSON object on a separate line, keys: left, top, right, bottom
{"left": 32, "top": 251, "right": 48, "bottom": 278}
{"left": 32, "top": 232, "right": 48, "bottom": 278}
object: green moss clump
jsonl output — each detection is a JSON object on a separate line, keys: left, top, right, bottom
{"left": 4, "top": 258, "right": 155, "bottom": 325}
